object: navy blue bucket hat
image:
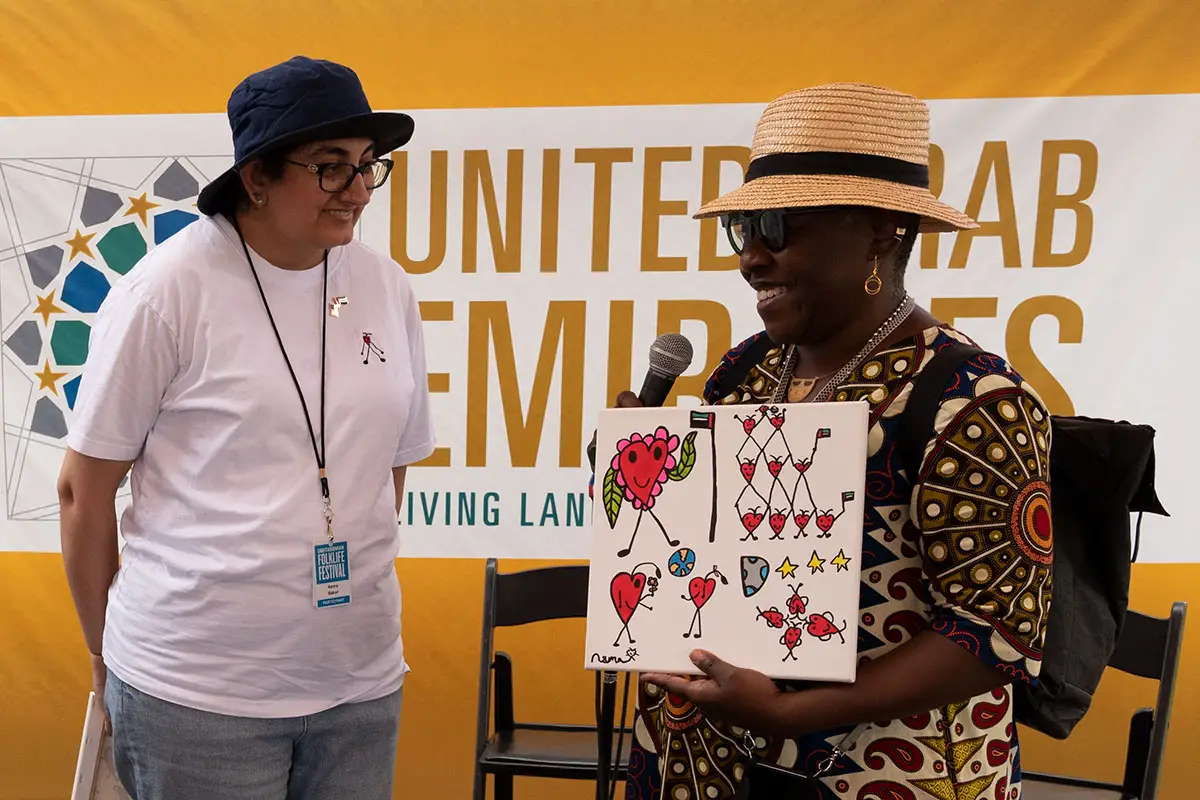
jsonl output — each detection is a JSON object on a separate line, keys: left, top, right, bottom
{"left": 197, "top": 56, "right": 414, "bottom": 216}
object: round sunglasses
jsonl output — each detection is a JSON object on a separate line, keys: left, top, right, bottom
{"left": 720, "top": 207, "right": 827, "bottom": 254}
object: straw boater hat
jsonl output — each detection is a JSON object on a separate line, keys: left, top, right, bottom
{"left": 694, "top": 83, "right": 977, "bottom": 233}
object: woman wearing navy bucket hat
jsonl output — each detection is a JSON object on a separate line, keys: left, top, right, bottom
{"left": 59, "top": 56, "right": 434, "bottom": 799}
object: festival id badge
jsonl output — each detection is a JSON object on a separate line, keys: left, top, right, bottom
{"left": 313, "top": 540, "right": 352, "bottom": 608}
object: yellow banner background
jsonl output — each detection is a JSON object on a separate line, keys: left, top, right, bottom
{"left": 1, "top": 2, "right": 1197, "bottom": 798}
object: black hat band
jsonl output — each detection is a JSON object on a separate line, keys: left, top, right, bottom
{"left": 745, "top": 151, "right": 930, "bottom": 189}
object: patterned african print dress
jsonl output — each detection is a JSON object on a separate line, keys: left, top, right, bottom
{"left": 621, "top": 324, "right": 1053, "bottom": 800}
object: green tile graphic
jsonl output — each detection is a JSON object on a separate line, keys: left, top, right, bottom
{"left": 51, "top": 320, "right": 91, "bottom": 366}
{"left": 97, "top": 223, "right": 147, "bottom": 275}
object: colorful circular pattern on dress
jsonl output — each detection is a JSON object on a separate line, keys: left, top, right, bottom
{"left": 662, "top": 689, "right": 703, "bottom": 732}
{"left": 1011, "top": 480, "right": 1053, "bottom": 565}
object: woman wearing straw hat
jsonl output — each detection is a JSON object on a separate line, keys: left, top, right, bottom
{"left": 58, "top": 56, "right": 434, "bottom": 799}
{"left": 615, "top": 84, "right": 1053, "bottom": 799}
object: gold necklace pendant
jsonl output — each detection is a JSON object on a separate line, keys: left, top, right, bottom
{"left": 787, "top": 376, "right": 820, "bottom": 403}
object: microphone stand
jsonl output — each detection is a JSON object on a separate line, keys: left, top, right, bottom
{"left": 595, "top": 670, "right": 616, "bottom": 800}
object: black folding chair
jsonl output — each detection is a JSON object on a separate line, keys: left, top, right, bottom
{"left": 1023, "top": 601, "right": 1187, "bottom": 800}
{"left": 472, "top": 558, "right": 633, "bottom": 800}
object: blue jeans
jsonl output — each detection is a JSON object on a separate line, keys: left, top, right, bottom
{"left": 105, "top": 669, "right": 403, "bottom": 800}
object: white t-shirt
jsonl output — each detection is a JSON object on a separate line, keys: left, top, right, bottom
{"left": 66, "top": 214, "right": 435, "bottom": 718}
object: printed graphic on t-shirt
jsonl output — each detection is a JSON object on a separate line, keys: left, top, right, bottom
{"left": 361, "top": 331, "right": 386, "bottom": 364}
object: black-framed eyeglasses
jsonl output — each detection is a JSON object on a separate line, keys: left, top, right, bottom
{"left": 720, "top": 207, "right": 822, "bottom": 255}
{"left": 286, "top": 158, "right": 394, "bottom": 193}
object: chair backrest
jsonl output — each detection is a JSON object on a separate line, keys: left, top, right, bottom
{"left": 476, "top": 558, "right": 591, "bottom": 680}
{"left": 474, "top": 559, "right": 592, "bottom": 764}
{"left": 1106, "top": 601, "right": 1187, "bottom": 800}
{"left": 492, "top": 561, "right": 591, "bottom": 628}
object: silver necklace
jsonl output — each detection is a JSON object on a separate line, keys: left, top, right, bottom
{"left": 770, "top": 292, "right": 916, "bottom": 404}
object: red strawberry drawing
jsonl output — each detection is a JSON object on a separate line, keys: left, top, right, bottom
{"left": 740, "top": 461, "right": 756, "bottom": 482}
{"left": 780, "top": 625, "right": 804, "bottom": 660}
{"left": 742, "top": 417, "right": 757, "bottom": 434}
{"left": 767, "top": 459, "right": 783, "bottom": 478}
{"left": 816, "top": 513, "right": 836, "bottom": 534}
{"left": 794, "top": 511, "right": 812, "bottom": 530}
{"left": 805, "top": 612, "right": 847, "bottom": 643}
{"left": 741, "top": 509, "right": 764, "bottom": 533}
{"left": 793, "top": 459, "right": 810, "bottom": 474}
{"left": 783, "top": 626, "right": 803, "bottom": 648}
{"left": 756, "top": 607, "right": 786, "bottom": 628}
{"left": 768, "top": 510, "right": 788, "bottom": 536}
{"left": 787, "top": 591, "right": 808, "bottom": 617}
{"left": 770, "top": 416, "right": 785, "bottom": 429}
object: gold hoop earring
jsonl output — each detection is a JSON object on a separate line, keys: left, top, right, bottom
{"left": 864, "top": 256, "right": 883, "bottom": 296}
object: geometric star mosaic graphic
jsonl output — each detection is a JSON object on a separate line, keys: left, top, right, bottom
{"left": 0, "top": 155, "right": 226, "bottom": 520}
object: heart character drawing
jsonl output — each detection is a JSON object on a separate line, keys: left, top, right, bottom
{"left": 757, "top": 580, "right": 848, "bottom": 659}
{"left": 785, "top": 583, "right": 809, "bottom": 617}
{"left": 768, "top": 508, "right": 789, "bottom": 539}
{"left": 814, "top": 491, "right": 856, "bottom": 539}
{"left": 755, "top": 606, "right": 786, "bottom": 628}
{"left": 805, "top": 611, "right": 848, "bottom": 644}
{"left": 610, "top": 562, "right": 661, "bottom": 646}
{"left": 682, "top": 566, "right": 728, "bottom": 639}
{"left": 740, "top": 507, "right": 765, "bottom": 541}
{"left": 601, "top": 426, "right": 698, "bottom": 557}
{"left": 780, "top": 625, "right": 804, "bottom": 661}
{"left": 793, "top": 510, "right": 813, "bottom": 538}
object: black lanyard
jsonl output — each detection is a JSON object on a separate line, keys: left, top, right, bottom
{"left": 233, "top": 220, "right": 333, "bottom": 540}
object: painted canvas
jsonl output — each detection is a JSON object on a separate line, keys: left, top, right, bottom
{"left": 584, "top": 400, "right": 869, "bottom": 682}
{"left": 71, "top": 692, "right": 132, "bottom": 800}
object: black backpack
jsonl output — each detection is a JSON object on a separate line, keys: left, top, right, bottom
{"left": 899, "top": 343, "right": 1169, "bottom": 739}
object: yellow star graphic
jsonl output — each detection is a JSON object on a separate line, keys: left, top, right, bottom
{"left": 831, "top": 549, "right": 852, "bottom": 572}
{"left": 35, "top": 360, "right": 68, "bottom": 395}
{"left": 34, "top": 291, "right": 65, "bottom": 326}
{"left": 66, "top": 229, "right": 96, "bottom": 259}
{"left": 807, "top": 551, "right": 826, "bottom": 574}
{"left": 775, "top": 557, "right": 798, "bottom": 579}
{"left": 125, "top": 193, "right": 160, "bottom": 225}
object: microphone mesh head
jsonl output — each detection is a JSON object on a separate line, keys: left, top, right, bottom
{"left": 648, "top": 333, "right": 694, "bottom": 378}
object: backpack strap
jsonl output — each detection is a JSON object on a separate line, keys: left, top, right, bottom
{"left": 897, "top": 343, "right": 985, "bottom": 483}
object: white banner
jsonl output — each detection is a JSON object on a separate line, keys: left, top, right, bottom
{"left": 0, "top": 94, "right": 1195, "bottom": 561}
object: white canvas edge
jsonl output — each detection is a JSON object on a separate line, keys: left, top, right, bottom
{"left": 70, "top": 692, "right": 104, "bottom": 800}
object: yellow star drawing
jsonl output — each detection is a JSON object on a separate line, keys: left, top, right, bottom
{"left": 807, "top": 551, "right": 826, "bottom": 574}
{"left": 125, "top": 192, "right": 160, "bottom": 225}
{"left": 831, "top": 549, "right": 852, "bottom": 572}
{"left": 35, "top": 360, "right": 68, "bottom": 394}
{"left": 34, "top": 291, "right": 65, "bottom": 326}
{"left": 66, "top": 229, "right": 96, "bottom": 259}
{"left": 775, "top": 557, "right": 798, "bottom": 579}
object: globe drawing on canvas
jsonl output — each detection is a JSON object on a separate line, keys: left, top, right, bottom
{"left": 0, "top": 155, "right": 229, "bottom": 521}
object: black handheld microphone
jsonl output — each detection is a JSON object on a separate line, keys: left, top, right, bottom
{"left": 636, "top": 333, "right": 695, "bottom": 407}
